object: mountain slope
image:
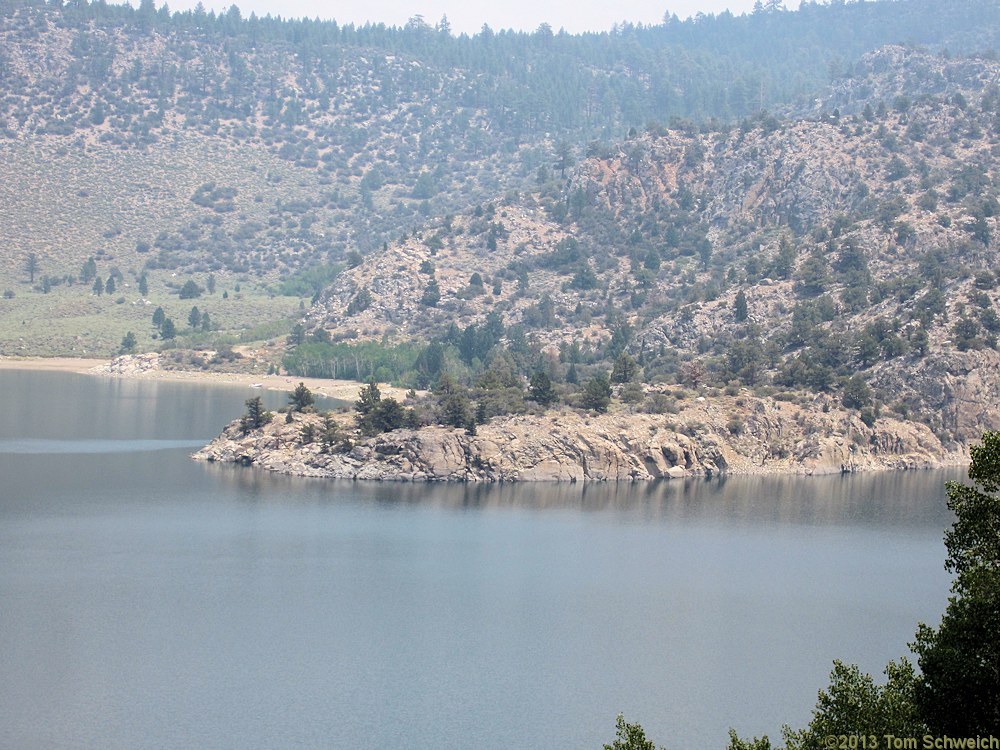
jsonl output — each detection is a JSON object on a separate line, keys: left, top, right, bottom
{"left": 304, "top": 47, "right": 1000, "bottom": 443}
{"left": 1, "top": 0, "right": 997, "bottom": 281}
{"left": 0, "top": 0, "right": 997, "bottom": 424}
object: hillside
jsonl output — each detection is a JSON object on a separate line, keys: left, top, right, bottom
{"left": 1, "top": 0, "right": 998, "bottom": 358}
{"left": 301, "top": 46, "right": 1000, "bottom": 446}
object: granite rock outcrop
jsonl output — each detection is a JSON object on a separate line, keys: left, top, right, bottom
{"left": 194, "top": 395, "right": 965, "bottom": 482}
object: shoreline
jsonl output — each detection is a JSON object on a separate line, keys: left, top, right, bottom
{"left": 2, "top": 356, "right": 973, "bottom": 482}
{"left": 0, "top": 356, "right": 108, "bottom": 373}
{"left": 0, "top": 355, "right": 407, "bottom": 402}
{"left": 195, "top": 401, "right": 970, "bottom": 482}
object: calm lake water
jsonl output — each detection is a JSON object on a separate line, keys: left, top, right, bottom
{"left": 0, "top": 370, "right": 960, "bottom": 749}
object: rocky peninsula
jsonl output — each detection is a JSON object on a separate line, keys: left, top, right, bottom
{"left": 194, "top": 393, "right": 965, "bottom": 482}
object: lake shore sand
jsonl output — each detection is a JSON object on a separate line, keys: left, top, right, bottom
{"left": 0, "top": 355, "right": 403, "bottom": 402}
{"left": 0, "top": 356, "right": 108, "bottom": 373}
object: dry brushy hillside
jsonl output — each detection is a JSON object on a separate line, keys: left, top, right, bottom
{"left": 306, "top": 47, "right": 1000, "bottom": 443}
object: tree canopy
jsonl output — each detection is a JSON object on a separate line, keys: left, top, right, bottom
{"left": 354, "top": 380, "right": 407, "bottom": 435}
{"left": 288, "top": 382, "right": 315, "bottom": 413}
{"left": 603, "top": 714, "right": 663, "bottom": 750}
{"left": 912, "top": 431, "right": 1000, "bottom": 734}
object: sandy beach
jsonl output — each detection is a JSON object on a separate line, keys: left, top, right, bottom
{"left": 0, "top": 355, "right": 410, "bottom": 403}
{"left": 0, "top": 357, "right": 108, "bottom": 373}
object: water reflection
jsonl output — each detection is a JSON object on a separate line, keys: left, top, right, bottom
{"left": 197, "top": 458, "right": 961, "bottom": 530}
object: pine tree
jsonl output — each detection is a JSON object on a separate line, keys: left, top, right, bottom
{"left": 355, "top": 380, "right": 382, "bottom": 435}
{"left": 24, "top": 252, "right": 38, "bottom": 284}
{"left": 441, "top": 392, "right": 471, "bottom": 428}
{"left": 240, "top": 396, "right": 271, "bottom": 433}
{"left": 421, "top": 279, "right": 440, "bottom": 307}
{"left": 179, "top": 279, "right": 203, "bottom": 299}
{"left": 119, "top": 331, "right": 137, "bottom": 354}
{"left": 734, "top": 289, "right": 749, "bottom": 322}
{"left": 611, "top": 354, "right": 640, "bottom": 384}
{"left": 288, "top": 382, "right": 315, "bottom": 412}
{"left": 288, "top": 324, "right": 306, "bottom": 346}
{"left": 80, "top": 258, "right": 97, "bottom": 283}
{"left": 356, "top": 380, "right": 381, "bottom": 414}
{"left": 582, "top": 373, "right": 612, "bottom": 413}
{"left": 769, "top": 235, "right": 797, "bottom": 280}
{"left": 528, "top": 371, "right": 558, "bottom": 407}
{"left": 320, "top": 414, "right": 350, "bottom": 453}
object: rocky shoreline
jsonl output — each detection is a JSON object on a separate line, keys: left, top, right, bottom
{"left": 193, "top": 394, "right": 967, "bottom": 482}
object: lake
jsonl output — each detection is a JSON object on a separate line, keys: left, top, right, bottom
{"left": 0, "top": 369, "right": 960, "bottom": 749}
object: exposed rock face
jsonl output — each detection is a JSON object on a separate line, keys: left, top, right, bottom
{"left": 91, "top": 353, "right": 162, "bottom": 375}
{"left": 870, "top": 349, "right": 1000, "bottom": 442}
{"left": 194, "top": 396, "right": 965, "bottom": 482}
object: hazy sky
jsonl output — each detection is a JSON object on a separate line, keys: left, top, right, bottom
{"left": 157, "top": 0, "right": 764, "bottom": 34}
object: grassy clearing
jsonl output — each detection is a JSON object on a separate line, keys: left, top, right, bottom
{"left": 0, "top": 272, "right": 304, "bottom": 358}
{"left": 0, "top": 130, "right": 329, "bottom": 358}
